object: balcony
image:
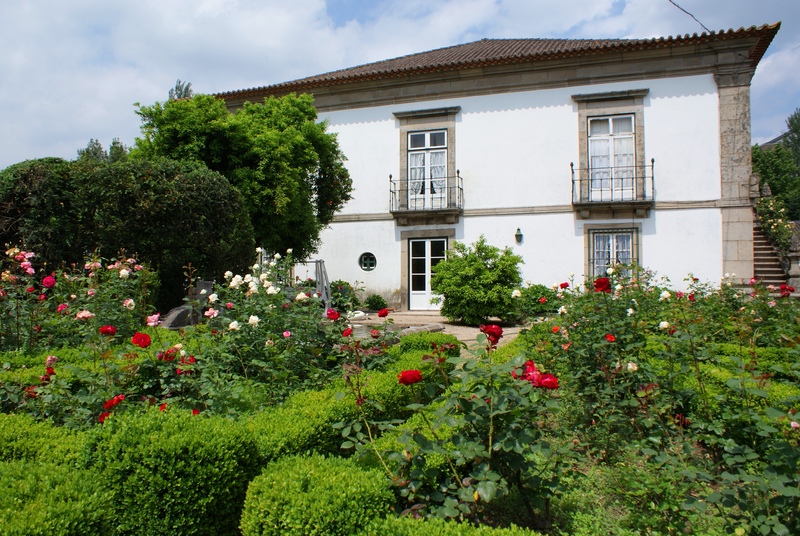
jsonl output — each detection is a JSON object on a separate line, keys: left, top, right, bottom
{"left": 389, "top": 172, "right": 464, "bottom": 226}
{"left": 571, "top": 159, "right": 655, "bottom": 219}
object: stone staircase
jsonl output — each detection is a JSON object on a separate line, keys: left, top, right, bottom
{"left": 753, "top": 224, "right": 788, "bottom": 287}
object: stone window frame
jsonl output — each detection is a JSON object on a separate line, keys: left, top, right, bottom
{"left": 393, "top": 107, "right": 460, "bottom": 211}
{"left": 572, "top": 90, "right": 649, "bottom": 203}
{"left": 584, "top": 223, "right": 641, "bottom": 278}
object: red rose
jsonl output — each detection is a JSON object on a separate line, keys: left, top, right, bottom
{"left": 539, "top": 374, "right": 559, "bottom": 389}
{"left": 131, "top": 331, "right": 151, "bottom": 348}
{"left": 560, "top": 282, "right": 569, "bottom": 289}
{"left": 38, "top": 294, "right": 46, "bottom": 301}
{"left": 479, "top": 324, "right": 503, "bottom": 345}
{"left": 192, "top": 409, "right": 200, "bottom": 415}
{"left": 342, "top": 327, "right": 353, "bottom": 337}
{"left": 538, "top": 297, "right": 547, "bottom": 304}
{"left": 41, "top": 275, "right": 56, "bottom": 288}
{"left": 551, "top": 325, "right": 560, "bottom": 334}
{"left": 98, "top": 411, "right": 111, "bottom": 423}
{"left": 398, "top": 369, "right": 423, "bottom": 385}
{"left": 688, "top": 294, "right": 695, "bottom": 302}
{"left": 45, "top": 366, "right": 55, "bottom": 376}
{"left": 377, "top": 308, "right": 390, "bottom": 318}
{"left": 326, "top": 309, "right": 340, "bottom": 320}
{"left": 99, "top": 325, "right": 117, "bottom": 336}
{"left": 159, "top": 403, "right": 167, "bottom": 412}
{"left": 605, "top": 333, "right": 616, "bottom": 343}
{"left": 370, "top": 329, "right": 381, "bottom": 339}
{"left": 593, "top": 277, "right": 611, "bottom": 293}
{"left": 26, "top": 286, "right": 35, "bottom": 293}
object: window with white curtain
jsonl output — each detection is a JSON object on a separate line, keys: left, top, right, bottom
{"left": 408, "top": 131, "right": 447, "bottom": 209}
{"left": 589, "top": 228, "right": 637, "bottom": 277}
{"left": 588, "top": 115, "right": 635, "bottom": 201}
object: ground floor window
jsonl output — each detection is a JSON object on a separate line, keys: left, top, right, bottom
{"left": 588, "top": 228, "right": 638, "bottom": 277}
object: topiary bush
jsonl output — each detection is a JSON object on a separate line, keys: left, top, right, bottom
{"left": 0, "top": 413, "right": 86, "bottom": 466}
{"left": 84, "top": 408, "right": 262, "bottom": 536}
{"left": 359, "top": 515, "right": 542, "bottom": 535}
{"left": 240, "top": 454, "right": 393, "bottom": 536}
{"left": 0, "top": 459, "right": 111, "bottom": 536}
{"left": 397, "top": 332, "right": 461, "bottom": 356}
{"left": 430, "top": 236, "right": 522, "bottom": 325}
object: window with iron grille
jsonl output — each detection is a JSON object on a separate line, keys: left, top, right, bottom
{"left": 588, "top": 228, "right": 638, "bottom": 277}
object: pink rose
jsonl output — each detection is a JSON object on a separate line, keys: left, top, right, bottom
{"left": 283, "top": 331, "right": 291, "bottom": 338}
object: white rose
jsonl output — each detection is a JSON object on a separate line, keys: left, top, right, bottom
{"left": 286, "top": 248, "right": 292, "bottom": 254}
{"left": 274, "top": 253, "right": 281, "bottom": 260}
{"left": 627, "top": 362, "right": 639, "bottom": 372}
{"left": 256, "top": 247, "right": 263, "bottom": 254}
{"left": 267, "top": 286, "right": 279, "bottom": 295}
{"left": 248, "top": 315, "right": 260, "bottom": 326}
{"left": 659, "top": 291, "right": 671, "bottom": 301}
{"left": 627, "top": 308, "right": 635, "bottom": 316}
{"left": 659, "top": 321, "right": 670, "bottom": 330}
{"left": 228, "top": 321, "right": 240, "bottom": 331}
{"left": 207, "top": 293, "right": 218, "bottom": 303}
{"left": 119, "top": 268, "right": 130, "bottom": 279}
{"left": 224, "top": 271, "right": 233, "bottom": 279}
{"left": 295, "top": 292, "right": 308, "bottom": 302}
{"left": 511, "top": 289, "right": 522, "bottom": 298}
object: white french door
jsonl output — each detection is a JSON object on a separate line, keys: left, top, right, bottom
{"left": 409, "top": 238, "right": 446, "bottom": 310}
{"left": 588, "top": 116, "right": 635, "bottom": 201}
{"left": 408, "top": 131, "right": 447, "bottom": 210}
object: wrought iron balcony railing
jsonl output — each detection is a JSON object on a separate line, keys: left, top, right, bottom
{"left": 571, "top": 159, "right": 655, "bottom": 205}
{"left": 389, "top": 171, "right": 464, "bottom": 213}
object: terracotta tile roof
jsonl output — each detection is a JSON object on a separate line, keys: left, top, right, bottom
{"left": 217, "top": 23, "right": 780, "bottom": 100}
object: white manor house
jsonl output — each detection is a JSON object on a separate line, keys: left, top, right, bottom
{"left": 219, "top": 23, "right": 780, "bottom": 310}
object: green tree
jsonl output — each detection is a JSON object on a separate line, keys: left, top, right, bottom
{"left": 785, "top": 107, "right": 800, "bottom": 165}
{"left": 0, "top": 157, "right": 254, "bottom": 310}
{"left": 754, "top": 108, "right": 800, "bottom": 220}
{"left": 76, "top": 139, "right": 107, "bottom": 162}
{"left": 430, "top": 236, "right": 523, "bottom": 325}
{"left": 77, "top": 138, "right": 128, "bottom": 164}
{"left": 168, "top": 79, "right": 194, "bottom": 101}
{"left": 132, "top": 93, "right": 352, "bottom": 259}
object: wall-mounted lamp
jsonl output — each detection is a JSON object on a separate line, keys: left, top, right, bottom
{"left": 514, "top": 228, "right": 523, "bottom": 244}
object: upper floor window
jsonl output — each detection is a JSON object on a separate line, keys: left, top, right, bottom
{"left": 588, "top": 115, "right": 635, "bottom": 202}
{"left": 570, "top": 90, "right": 653, "bottom": 217}
{"left": 408, "top": 130, "right": 447, "bottom": 209}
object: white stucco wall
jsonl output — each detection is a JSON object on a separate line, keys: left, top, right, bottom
{"left": 315, "top": 74, "right": 726, "bottom": 303}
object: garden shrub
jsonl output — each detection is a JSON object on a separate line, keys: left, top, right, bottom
{"left": 359, "top": 515, "right": 541, "bottom": 535}
{"left": 85, "top": 408, "right": 262, "bottom": 536}
{"left": 365, "top": 293, "right": 388, "bottom": 310}
{"left": 397, "top": 332, "right": 461, "bottom": 356}
{"left": 514, "top": 283, "right": 558, "bottom": 318}
{"left": 0, "top": 413, "right": 85, "bottom": 466}
{"left": 430, "top": 236, "right": 522, "bottom": 325}
{"left": 240, "top": 454, "right": 393, "bottom": 536}
{"left": 0, "top": 157, "right": 255, "bottom": 311}
{"left": 245, "top": 349, "right": 443, "bottom": 462}
{"left": 0, "top": 459, "right": 110, "bottom": 536}
{"left": 330, "top": 279, "right": 361, "bottom": 311}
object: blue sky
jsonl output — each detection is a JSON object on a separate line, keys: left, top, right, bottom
{"left": 0, "top": 0, "right": 797, "bottom": 169}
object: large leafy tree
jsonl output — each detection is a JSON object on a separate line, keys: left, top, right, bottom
{"left": 132, "top": 93, "right": 352, "bottom": 259}
{"left": 753, "top": 108, "right": 800, "bottom": 220}
{"left": 0, "top": 157, "right": 254, "bottom": 309}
